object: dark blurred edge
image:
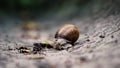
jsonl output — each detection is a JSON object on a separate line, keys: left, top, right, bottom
{"left": 0, "top": 0, "right": 120, "bottom": 21}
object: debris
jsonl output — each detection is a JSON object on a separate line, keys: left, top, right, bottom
{"left": 79, "top": 57, "right": 87, "bottom": 63}
{"left": 18, "top": 46, "right": 30, "bottom": 50}
{"left": 33, "top": 41, "right": 53, "bottom": 49}
{"left": 18, "top": 46, "right": 32, "bottom": 54}
{"left": 26, "top": 54, "right": 45, "bottom": 59}
{"left": 33, "top": 40, "right": 73, "bottom": 51}
{"left": 111, "top": 35, "right": 114, "bottom": 38}
{"left": 99, "top": 35, "right": 105, "bottom": 38}
{"left": 86, "top": 39, "right": 90, "bottom": 42}
{"left": 19, "top": 49, "right": 31, "bottom": 54}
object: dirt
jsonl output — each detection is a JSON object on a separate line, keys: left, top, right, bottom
{"left": 1, "top": 0, "right": 120, "bottom": 68}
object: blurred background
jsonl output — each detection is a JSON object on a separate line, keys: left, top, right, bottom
{"left": 0, "top": 0, "right": 120, "bottom": 32}
{"left": 0, "top": 0, "right": 90, "bottom": 20}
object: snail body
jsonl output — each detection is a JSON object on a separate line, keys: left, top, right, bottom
{"left": 55, "top": 24, "right": 79, "bottom": 44}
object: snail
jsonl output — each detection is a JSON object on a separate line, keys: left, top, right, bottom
{"left": 33, "top": 24, "right": 80, "bottom": 50}
{"left": 55, "top": 24, "right": 79, "bottom": 44}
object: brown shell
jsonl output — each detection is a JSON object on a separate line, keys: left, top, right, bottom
{"left": 55, "top": 24, "right": 79, "bottom": 44}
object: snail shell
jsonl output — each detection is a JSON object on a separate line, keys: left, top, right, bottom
{"left": 55, "top": 24, "right": 79, "bottom": 44}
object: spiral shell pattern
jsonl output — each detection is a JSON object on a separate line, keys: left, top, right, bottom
{"left": 55, "top": 24, "right": 79, "bottom": 44}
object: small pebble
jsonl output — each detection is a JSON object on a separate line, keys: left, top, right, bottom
{"left": 111, "top": 35, "right": 114, "bottom": 38}
{"left": 99, "top": 35, "right": 105, "bottom": 38}
{"left": 79, "top": 57, "right": 87, "bottom": 63}
{"left": 86, "top": 39, "right": 90, "bottom": 42}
